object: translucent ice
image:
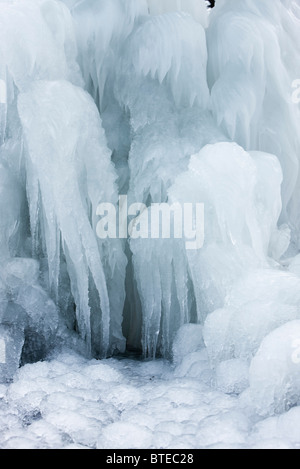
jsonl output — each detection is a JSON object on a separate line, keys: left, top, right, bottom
{"left": 215, "top": 359, "right": 249, "bottom": 395}
{"left": 0, "top": 257, "right": 59, "bottom": 378}
{"left": 248, "top": 320, "right": 300, "bottom": 416}
{"left": 0, "top": 324, "right": 24, "bottom": 383}
{"left": 147, "top": 0, "right": 208, "bottom": 28}
{"left": 18, "top": 80, "right": 127, "bottom": 357}
{"left": 0, "top": 164, "right": 23, "bottom": 259}
{"left": 0, "top": 0, "right": 82, "bottom": 90}
{"left": 0, "top": 0, "right": 82, "bottom": 146}
{"left": 172, "top": 324, "right": 204, "bottom": 366}
{"left": 207, "top": 0, "right": 300, "bottom": 240}
{"left": 0, "top": 0, "right": 300, "bottom": 450}
{"left": 204, "top": 270, "right": 300, "bottom": 365}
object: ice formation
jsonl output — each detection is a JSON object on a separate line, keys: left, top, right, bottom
{"left": 207, "top": 0, "right": 300, "bottom": 236}
{"left": 18, "top": 80, "right": 127, "bottom": 358}
{"left": 0, "top": 0, "right": 300, "bottom": 450}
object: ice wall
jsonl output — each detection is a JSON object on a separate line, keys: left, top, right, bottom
{"left": 111, "top": 0, "right": 298, "bottom": 357}
{"left": 18, "top": 81, "right": 127, "bottom": 357}
{"left": 207, "top": 0, "right": 300, "bottom": 245}
{"left": 113, "top": 8, "right": 213, "bottom": 356}
{"left": 0, "top": 0, "right": 300, "bottom": 402}
{"left": 0, "top": 0, "right": 85, "bottom": 379}
{"left": 146, "top": 0, "right": 208, "bottom": 28}
{"left": 0, "top": 0, "right": 128, "bottom": 370}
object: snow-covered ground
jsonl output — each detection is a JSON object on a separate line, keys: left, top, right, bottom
{"left": 0, "top": 351, "right": 300, "bottom": 449}
{"left": 1, "top": 347, "right": 300, "bottom": 450}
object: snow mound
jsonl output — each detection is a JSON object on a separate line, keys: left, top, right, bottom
{"left": 248, "top": 320, "right": 300, "bottom": 416}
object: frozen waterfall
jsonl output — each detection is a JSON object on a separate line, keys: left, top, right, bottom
{"left": 0, "top": 0, "right": 300, "bottom": 436}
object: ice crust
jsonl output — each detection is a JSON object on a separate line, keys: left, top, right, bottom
{"left": 0, "top": 349, "right": 299, "bottom": 449}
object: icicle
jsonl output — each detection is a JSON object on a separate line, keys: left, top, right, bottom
{"left": 207, "top": 0, "right": 300, "bottom": 238}
{"left": 18, "top": 80, "right": 126, "bottom": 357}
